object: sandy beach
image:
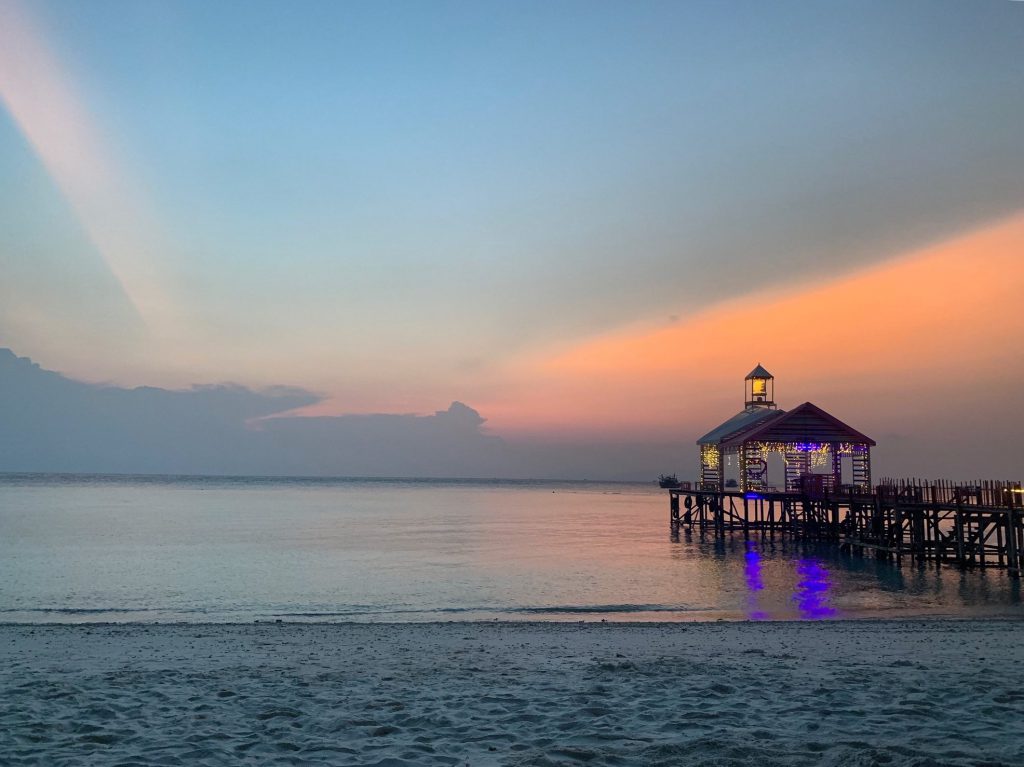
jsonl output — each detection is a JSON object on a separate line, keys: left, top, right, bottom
{"left": 2, "top": 620, "right": 1022, "bottom": 766}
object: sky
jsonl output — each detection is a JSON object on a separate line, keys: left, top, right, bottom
{"left": 1, "top": 0, "right": 1022, "bottom": 478}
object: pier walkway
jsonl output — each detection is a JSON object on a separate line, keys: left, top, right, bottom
{"left": 669, "top": 479, "right": 1024, "bottom": 577}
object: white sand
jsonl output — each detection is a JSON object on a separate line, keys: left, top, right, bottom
{"left": 2, "top": 620, "right": 1022, "bottom": 766}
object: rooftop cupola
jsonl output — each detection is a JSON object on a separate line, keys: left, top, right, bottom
{"left": 744, "top": 364, "right": 776, "bottom": 411}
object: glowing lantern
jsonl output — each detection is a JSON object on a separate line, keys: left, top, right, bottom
{"left": 745, "top": 364, "right": 775, "bottom": 410}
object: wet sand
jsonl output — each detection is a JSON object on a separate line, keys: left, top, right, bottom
{"left": 2, "top": 620, "right": 1022, "bottom": 766}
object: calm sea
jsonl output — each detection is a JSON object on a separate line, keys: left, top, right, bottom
{"left": 0, "top": 474, "right": 1020, "bottom": 623}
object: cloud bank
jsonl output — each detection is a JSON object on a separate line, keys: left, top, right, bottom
{"left": 0, "top": 350, "right": 506, "bottom": 477}
{"left": 0, "top": 349, "right": 693, "bottom": 480}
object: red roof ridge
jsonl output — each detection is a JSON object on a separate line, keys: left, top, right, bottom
{"left": 719, "top": 401, "right": 875, "bottom": 448}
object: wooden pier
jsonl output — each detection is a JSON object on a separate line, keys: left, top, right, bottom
{"left": 669, "top": 478, "right": 1024, "bottom": 577}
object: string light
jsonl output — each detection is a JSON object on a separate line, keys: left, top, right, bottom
{"left": 745, "top": 444, "right": 766, "bottom": 461}
{"left": 700, "top": 444, "right": 720, "bottom": 469}
{"left": 751, "top": 441, "right": 867, "bottom": 455}
{"left": 744, "top": 441, "right": 870, "bottom": 470}
{"left": 702, "top": 440, "right": 870, "bottom": 486}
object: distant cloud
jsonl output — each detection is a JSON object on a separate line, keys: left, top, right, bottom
{"left": 0, "top": 349, "right": 318, "bottom": 474}
{"left": 256, "top": 401, "right": 507, "bottom": 478}
{"left": 0, "top": 349, "right": 517, "bottom": 478}
{"left": 0, "top": 348, "right": 692, "bottom": 481}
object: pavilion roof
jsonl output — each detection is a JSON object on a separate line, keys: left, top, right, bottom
{"left": 718, "top": 401, "right": 876, "bottom": 449}
{"left": 696, "top": 407, "right": 786, "bottom": 446}
{"left": 745, "top": 364, "right": 773, "bottom": 380}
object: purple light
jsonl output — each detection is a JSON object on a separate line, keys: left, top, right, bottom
{"left": 744, "top": 541, "right": 768, "bottom": 620}
{"left": 792, "top": 442, "right": 824, "bottom": 452}
{"left": 794, "top": 559, "right": 837, "bottom": 620}
{"left": 744, "top": 492, "right": 761, "bottom": 500}
{"left": 744, "top": 541, "right": 764, "bottom": 592}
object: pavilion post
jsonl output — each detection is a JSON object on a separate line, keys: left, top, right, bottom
{"left": 852, "top": 447, "right": 872, "bottom": 493}
{"left": 739, "top": 446, "right": 748, "bottom": 493}
{"left": 785, "top": 448, "right": 808, "bottom": 493}
{"left": 831, "top": 448, "right": 843, "bottom": 491}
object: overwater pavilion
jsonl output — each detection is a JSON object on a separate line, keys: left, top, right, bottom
{"left": 697, "top": 366, "right": 875, "bottom": 493}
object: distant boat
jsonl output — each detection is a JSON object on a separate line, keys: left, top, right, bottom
{"left": 658, "top": 473, "right": 680, "bottom": 489}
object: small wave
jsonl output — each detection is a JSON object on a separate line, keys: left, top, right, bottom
{"left": 270, "top": 603, "right": 700, "bottom": 618}
{"left": 510, "top": 604, "right": 697, "bottom": 614}
{"left": 0, "top": 607, "right": 161, "bottom": 615}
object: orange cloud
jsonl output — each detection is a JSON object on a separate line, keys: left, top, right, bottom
{"left": 480, "top": 212, "right": 1024, "bottom": 440}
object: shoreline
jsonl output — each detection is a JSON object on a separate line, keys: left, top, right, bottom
{"left": 3, "top": 599, "right": 1024, "bottom": 627}
{"left": 3, "top": 612, "right": 1024, "bottom": 626}
{"left": 4, "top": 620, "right": 1023, "bottom": 765}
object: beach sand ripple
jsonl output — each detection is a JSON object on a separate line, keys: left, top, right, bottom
{"left": 1, "top": 621, "right": 1022, "bottom": 766}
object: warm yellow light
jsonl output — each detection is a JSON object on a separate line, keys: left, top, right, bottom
{"left": 701, "top": 444, "right": 721, "bottom": 469}
{"left": 752, "top": 378, "right": 767, "bottom": 396}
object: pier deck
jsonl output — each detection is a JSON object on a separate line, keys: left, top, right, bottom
{"left": 669, "top": 479, "right": 1024, "bottom": 576}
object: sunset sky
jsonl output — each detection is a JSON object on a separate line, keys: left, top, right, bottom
{"left": 1, "top": 0, "right": 1022, "bottom": 477}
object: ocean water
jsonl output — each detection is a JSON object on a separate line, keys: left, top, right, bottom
{"left": 0, "top": 474, "right": 1020, "bottom": 623}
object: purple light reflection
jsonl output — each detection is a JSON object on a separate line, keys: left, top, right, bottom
{"left": 794, "top": 559, "right": 837, "bottom": 619}
{"left": 744, "top": 540, "right": 768, "bottom": 620}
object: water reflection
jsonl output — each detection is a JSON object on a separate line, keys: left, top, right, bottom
{"left": 794, "top": 559, "right": 837, "bottom": 619}
{"left": 1, "top": 477, "right": 1022, "bottom": 623}
{"left": 681, "top": 525, "right": 1024, "bottom": 620}
{"left": 744, "top": 540, "right": 768, "bottom": 620}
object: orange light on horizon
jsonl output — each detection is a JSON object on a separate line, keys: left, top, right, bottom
{"left": 477, "top": 212, "right": 1024, "bottom": 440}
